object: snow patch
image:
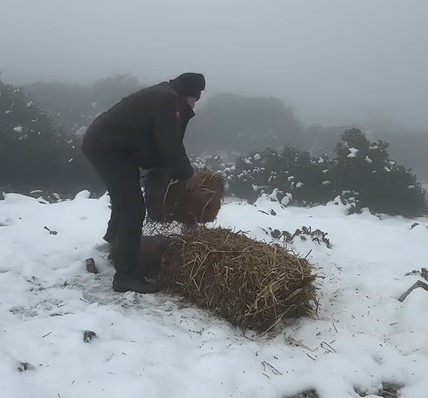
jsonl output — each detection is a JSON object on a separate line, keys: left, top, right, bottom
{"left": 0, "top": 195, "right": 427, "bottom": 397}
{"left": 347, "top": 147, "right": 359, "bottom": 158}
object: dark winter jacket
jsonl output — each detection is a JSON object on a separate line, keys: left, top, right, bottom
{"left": 82, "top": 82, "right": 194, "bottom": 180}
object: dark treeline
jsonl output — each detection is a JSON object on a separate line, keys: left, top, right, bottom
{"left": 19, "top": 74, "right": 428, "bottom": 185}
{"left": 0, "top": 74, "right": 426, "bottom": 217}
{"left": 22, "top": 74, "right": 143, "bottom": 138}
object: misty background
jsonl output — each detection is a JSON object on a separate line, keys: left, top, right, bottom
{"left": 1, "top": 0, "right": 427, "bottom": 184}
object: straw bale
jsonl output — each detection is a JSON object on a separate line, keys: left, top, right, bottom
{"left": 158, "top": 228, "right": 317, "bottom": 332}
{"left": 144, "top": 171, "right": 224, "bottom": 225}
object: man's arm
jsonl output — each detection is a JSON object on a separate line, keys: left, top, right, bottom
{"left": 153, "top": 96, "right": 194, "bottom": 180}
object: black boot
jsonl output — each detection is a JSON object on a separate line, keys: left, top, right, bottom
{"left": 112, "top": 272, "right": 160, "bottom": 294}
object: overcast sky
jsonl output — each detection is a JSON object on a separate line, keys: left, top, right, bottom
{"left": 1, "top": 0, "right": 427, "bottom": 130}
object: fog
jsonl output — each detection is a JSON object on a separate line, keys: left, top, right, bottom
{"left": 1, "top": 0, "right": 427, "bottom": 130}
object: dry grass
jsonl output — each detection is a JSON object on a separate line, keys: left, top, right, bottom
{"left": 145, "top": 171, "right": 224, "bottom": 225}
{"left": 160, "top": 227, "right": 317, "bottom": 333}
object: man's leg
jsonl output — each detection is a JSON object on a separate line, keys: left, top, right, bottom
{"left": 103, "top": 200, "right": 119, "bottom": 243}
{"left": 83, "top": 149, "right": 158, "bottom": 293}
{"left": 107, "top": 164, "right": 145, "bottom": 276}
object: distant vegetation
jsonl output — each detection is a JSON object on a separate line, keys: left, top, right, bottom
{"left": 0, "top": 75, "right": 426, "bottom": 216}
{"left": 192, "top": 128, "right": 426, "bottom": 217}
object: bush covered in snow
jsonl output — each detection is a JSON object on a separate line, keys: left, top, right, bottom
{"left": 226, "top": 146, "right": 337, "bottom": 205}
{"left": 0, "top": 79, "right": 102, "bottom": 193}
{"left": 334, "top": 128, "right": 426, "bottom": 217}
{"left": 198, "top": 129, "right": 426, "bottom": 217}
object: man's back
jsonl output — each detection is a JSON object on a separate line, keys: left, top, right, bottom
{"left": 83, "top": 79, "right": 195, "bottom": 171}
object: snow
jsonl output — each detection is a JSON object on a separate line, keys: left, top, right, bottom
{"left": 268, "top": 188, "right": 281, "bottom": 201}
{"left": 280, "top": 193, "right": 292, "bottom": 206}
{"left": 365, "top": 156, "right": 373, "bottom": 164}
{"left": 295, "top": 181, "right": 304, "bottom": 188}
{"left": 347, "top": 148, "right": 359, "bottom": 158}
{"left": 253, "top": 153, "right": 261, "bottom": 161}
{"left": 322, "top": 180, "right": 331, "bottom": 185}
{"left": 0, "top": 193, "right": 427, "bottom": 398}
{"left": 13, "top": 125, "right": 23, "bottom": 133}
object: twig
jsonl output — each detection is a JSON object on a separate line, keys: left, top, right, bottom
{"left": 398, "top": 280, "right": 428, "bottom": 302}
{"left": 284, "top": 335, "right": 317, "bottom": 352}
{"left": 304, "top": 249, "right": 312, "bottom": 260}
{"left": 320, "top": 341, "right": 336, "bottom": 353}
{"left": 261, "top": 361, "right": 282, "bottom": 375}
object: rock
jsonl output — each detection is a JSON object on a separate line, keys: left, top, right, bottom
{"left": 17, "top": 361, "right": 35, "bottom": 372}
{"left": 85, "top": 258, "right": 98, "bottom": 274}
{"left": 83, "top": 330, "right": 97, "bottom": 343}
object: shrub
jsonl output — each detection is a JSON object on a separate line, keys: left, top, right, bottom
{"left": 0, "top": 79, "right": 102, "bottom": 194}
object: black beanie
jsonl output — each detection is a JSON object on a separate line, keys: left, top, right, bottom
{"left": 170, "top": 73, "right": 206, "bottom": 100}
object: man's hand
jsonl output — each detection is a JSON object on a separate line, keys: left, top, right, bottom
{"left": 184, "top": 175, "right": 199, "bottom": 192}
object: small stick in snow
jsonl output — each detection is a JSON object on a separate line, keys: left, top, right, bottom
{"left": 303, "top": 249, "right": 312, "bottom": 260}
{"left": 261, "top": 361, "right": 283, "bottom": 376}
{"left": 410, "top": 222, "right": 419, "bottom": 230}
{"left": 284, "top": 335, "right": 317, "bottom": 352}
{"left": 398, "top": 280, "right": 428, "bottom": 302}
{"left": 405, "top": 267, "right": 428, "bottom": 281}
{"left": 257, "top": 210, "right": 269, "bottom": 215}
{"left": 42, "top": 331, "right": 52, "bottom": 338}
{"left": 43, "top": 226, "right": 58, "bottom": 235}
{"left": 306, "top": 353, "right": 316, "bottom": 361}
{"left": 320, "top": 341, "right": 336, "bottom": 353}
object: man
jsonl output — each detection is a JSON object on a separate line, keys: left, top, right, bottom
{"left": 82, "top": 73, "right": 205, "bottom": 293}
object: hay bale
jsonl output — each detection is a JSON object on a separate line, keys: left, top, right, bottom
{"left": 144, "top": 171, "right": 224, "bottom": 225}
{"left": 160, "top": 228, "right": 317, "bottom": 332}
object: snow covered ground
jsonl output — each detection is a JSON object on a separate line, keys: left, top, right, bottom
{"left": 0, "top": 191, "right": 427, "bottom": 398}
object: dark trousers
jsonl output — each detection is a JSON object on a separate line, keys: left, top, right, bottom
{"left": 82, "top": 144, "right": 145, "bottom": 276}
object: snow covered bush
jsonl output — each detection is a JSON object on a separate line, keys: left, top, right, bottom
{"left": 227, "top": 146, "right": 337, "bottom": 205}
{"left": 221, "top": 129, "right": 426, "bottom": 217}
{"left": 334, "top": 129, "right": 426, "bottom": 217}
